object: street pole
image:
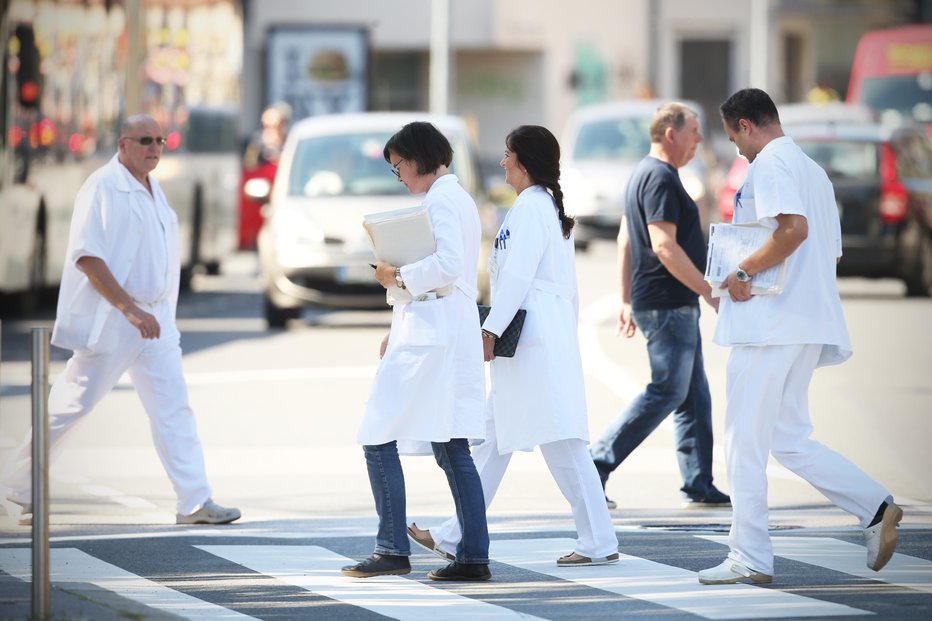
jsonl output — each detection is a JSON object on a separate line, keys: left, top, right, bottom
{"left": 750, "top": 0, "right": 771, "bottom": 91}
{"left": 124, "top": 0, "right": 145, "bottom": 116}
{"left": 31, "top": 327, "right": 50, "bottom": 619}
{"left": 429, "top": 0, "right": 450, "bottom": 115}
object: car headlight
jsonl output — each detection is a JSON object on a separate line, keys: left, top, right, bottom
{"left": 680, "top": 171, "right": 706, "bottom": 202}
{"left": 561, "top": 167, "right": 599, "bottom": 215}
{"left": 272, "top": 207, "right": 324, "bottom": 248}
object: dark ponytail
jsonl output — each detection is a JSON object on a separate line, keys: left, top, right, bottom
{"left": 506, "top": 125, "right": 575, "bottom": 239}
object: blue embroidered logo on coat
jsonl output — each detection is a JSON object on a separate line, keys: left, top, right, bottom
{"left": 495, "top": 228, "right": 510, "bottom": 249}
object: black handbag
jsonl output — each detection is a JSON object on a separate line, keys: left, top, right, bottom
{"left": 477, "top": 305, "right": 526, "bottom": 357}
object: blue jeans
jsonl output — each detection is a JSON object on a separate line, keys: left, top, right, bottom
{"left": 364, "top": 439, "right": 489, "bottom": 563}
{"left": 590, "top": 305, "right": 716, "bottom": 500}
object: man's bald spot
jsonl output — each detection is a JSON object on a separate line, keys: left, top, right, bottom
{"left": 121, "top": 114, "right": 159, "bottom": 136}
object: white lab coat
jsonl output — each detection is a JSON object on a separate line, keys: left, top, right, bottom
{"left": 357, "top": 175, "right": 486, "bottom": 454}
{"left": 51, "top": 154, "right": 180, "bottom": 354}
{"left": 483, "top": 185, "right": 589, "bottom": 454}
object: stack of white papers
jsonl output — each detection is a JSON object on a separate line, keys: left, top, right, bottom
{"left": 363, "top": 205, "right": 436, "bottom": 265}
{"left": 363, "top": 205, "right": 441, "bottom": 304}
{"left": 705, "top": 222, "right": 787, "bottom": 297}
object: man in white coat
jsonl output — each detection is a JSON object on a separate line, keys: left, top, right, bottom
{"left": 2, "top": 115, "right": 240, "bottom": 525}
{"left": 698, "top": 89, "right": 900, "bottom": 585}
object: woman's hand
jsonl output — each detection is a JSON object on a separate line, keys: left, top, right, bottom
{"left": 380, "top": 332, "right": 390, "bottom": 359}
{"left": 482, "top": 331, "right": 497, "bottom": 362}
{"left": 374, "top": 261, "right": 397, "bottom": 289}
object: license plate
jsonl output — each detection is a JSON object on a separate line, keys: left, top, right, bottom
{"left": 335, "top": 264, "right": 374, "bottom": 284}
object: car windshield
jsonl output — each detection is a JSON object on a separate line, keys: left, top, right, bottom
{"left": 289, "top": 132, "right": 403, "bottom": 197}
{"left": 572, "top": 117, "right": 652, "bottom": 161}
{"left": 288, "top": 130, "right": 475, "bottom": 197}
{"left": 795, "top": 140, "right": 878, "bottom": 180}
{"left": 860, "top": 74, "right": 932, "bottom": 123}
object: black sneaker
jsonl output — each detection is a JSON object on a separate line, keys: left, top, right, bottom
{"left": 428, "top": 561, "right": 492, "bottom": 581}
{"left": 341, "top": 553, "right": 411, "bottom": 578}
{"left": 683, "top": 487, "right": 731, "bottom": 509}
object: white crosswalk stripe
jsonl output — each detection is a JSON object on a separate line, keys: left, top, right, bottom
{"left": 199, "top": 544, "right": 544, "bottom": 620}
{"left": 0, "top": 548, "right": 257, "bottom": 620}
{"left": 490, "top": 538, "right": 868, "bottom": 619}
{"left": 701, "top": 534, "right": 932, "bottom": 594}
{"left": 1, "top": 535, "right": 927, "bottom": 620}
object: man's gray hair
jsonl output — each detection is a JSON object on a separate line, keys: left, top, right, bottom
{"left": 649, "top": 102, "right": 697, "bottom": 143}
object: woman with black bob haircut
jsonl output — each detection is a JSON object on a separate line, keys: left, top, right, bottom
{"left": 343, "top": 121, "right": 491, "bottom": 582}
{"left": 408, "top": 125, "right": 620, "bottom": 567}
{"left": 382, "top": 120, "right": 453, "bottom": 177}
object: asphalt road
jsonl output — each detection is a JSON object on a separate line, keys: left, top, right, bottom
{"left": 0, "top": 242, "right": 930, "bottom": 620}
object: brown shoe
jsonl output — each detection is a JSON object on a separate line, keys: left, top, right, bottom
{"left": 407, "top": 522, "right": 455, "bottom": 561}
{"left": 557, "top": 551, "right": 620, "bottom": 567}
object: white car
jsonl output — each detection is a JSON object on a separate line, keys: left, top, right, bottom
{"left": 560, "top": 99, "right": 713, "bottom": 249}
{"left": 254, "top": 112, "right": 492, "bottom": 327}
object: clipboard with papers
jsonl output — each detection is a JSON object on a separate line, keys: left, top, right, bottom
{"left": 704, "top": 222, "right": 787, "bottom": 297}
{"left": 363, "top": 205, "right": 441, "bottom": 304}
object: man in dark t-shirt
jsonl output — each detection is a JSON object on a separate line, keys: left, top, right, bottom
{"left": 590, "top": 102, "right": 730, "bottom": 509}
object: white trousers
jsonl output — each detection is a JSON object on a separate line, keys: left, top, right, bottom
{"left": 3, "top": 302, "right": 212, "bottom": 515}
{"left": 430, "top": 415, "right": 618, "bottom": 559}
{"left": 724, "top": 344, "right": 889, "bottom": 575}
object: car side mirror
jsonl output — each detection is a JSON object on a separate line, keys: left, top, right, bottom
{"left": 244, "top": 177, "right": 272, "bottom": 202}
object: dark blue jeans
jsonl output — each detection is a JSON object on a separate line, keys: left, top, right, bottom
{"left": 590, "top": 305, "right": 716, "bottom": 500}
{"left": 363, "top": 439, "right": 489, "bottom": 564}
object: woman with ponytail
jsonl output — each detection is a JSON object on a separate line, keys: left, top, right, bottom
{"left": 408, "top": 125, "right": 619, "bottom": 567}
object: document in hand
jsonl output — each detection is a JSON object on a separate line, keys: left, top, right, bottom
{"left": 363, "top": 205, "right": 436, "bottom": 304}
{"left": 363, "top": 205, "right": 436, "bottom": 265}
{"left": 705, "top": 222, "right": 788, "bottom": 297}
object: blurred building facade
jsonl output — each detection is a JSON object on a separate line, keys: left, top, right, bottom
{"left": 242, "top": 0, "right": 928, "bottom": 162}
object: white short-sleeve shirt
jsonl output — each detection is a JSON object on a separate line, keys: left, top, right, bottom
{"left": 713, "top": 136, "right": 852, "bottom": 366}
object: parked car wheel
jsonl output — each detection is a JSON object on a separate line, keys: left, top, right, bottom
{"left": 264, "top": 294, "right": 300, "bottom": 328}
{"left": 904, "top": 230, "right": 932, "bottom": 297}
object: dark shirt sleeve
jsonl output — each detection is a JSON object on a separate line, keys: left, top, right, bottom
{"left": 641, "top": 167, "right": 682, "bottom": 227}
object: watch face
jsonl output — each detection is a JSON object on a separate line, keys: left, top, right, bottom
{"left": 736, "top": 269, "right": 750, "bottom": 282}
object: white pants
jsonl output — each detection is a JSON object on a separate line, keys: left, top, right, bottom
{"left": 430, "top": 415, "right": 618, "bottom": 559}
{"left": 724, "top": 344, "right": 889, "bottom": 575}
{"left": 3, "top": 302, "right": 212, "bottom": 515}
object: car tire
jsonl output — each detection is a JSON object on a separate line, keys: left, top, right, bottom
{"left": 264, "top": 294, "right": 300, "bottom": 329}
{"left": 904, "top": 230, "right": 932, "bottom": 298}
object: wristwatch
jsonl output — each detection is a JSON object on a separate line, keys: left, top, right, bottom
{"left": 735, "top": 266, "right": 752, "bottom": 283}
{"left": 394, "top": 267, "right": 406, "bottom": 290}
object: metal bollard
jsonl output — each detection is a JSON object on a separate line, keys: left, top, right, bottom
{"left": 31, "top": 327, "right": 50, "bottom": 619}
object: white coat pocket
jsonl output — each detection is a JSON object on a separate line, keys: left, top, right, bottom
{"left": 393, "top": 297, "right": 450, "bottom": 347}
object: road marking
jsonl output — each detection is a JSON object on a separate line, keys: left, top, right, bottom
{"left": 0, "top": 365, "right": 379, "bottom": 389}
{"left": 702, "top": 535, "right": 932, "bottom": 594}
{"left": 0, "top": 548, "right": 257, "bottom": 620}
{"left": 490, "top": 538, "right": 869, "bottom": 619}
{"left": 578, "top": 294, "right": 642, "bottom": 403}
{"left": 198, "top": 544, "right": 545, "bottom": 620}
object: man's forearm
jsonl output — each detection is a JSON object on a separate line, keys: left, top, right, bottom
{"left": 76, "top": 256, "right": 136, "bottom": 313}
{"left": 617, "top": 225, "right": 633, "bottom": 303}
{"left": 740, "top": 214, "right": 808, "bottom": 276}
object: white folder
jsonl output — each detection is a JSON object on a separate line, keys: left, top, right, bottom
{"left": 363, "top": 205, "right": 441, "bottom": 304}
{"left": 705, "top": 222, "right": 788, "bottom": 297}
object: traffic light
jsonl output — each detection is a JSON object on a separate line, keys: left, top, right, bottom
{"left": 15, "top": 25, "right": 40, "bottom": 109}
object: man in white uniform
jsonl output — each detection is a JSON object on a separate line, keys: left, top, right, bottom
{"left": 3, "top": 115, "right": 240, "bottom": 525}
{"left": 698, "top": 89, "right": 900, "bottom": 585}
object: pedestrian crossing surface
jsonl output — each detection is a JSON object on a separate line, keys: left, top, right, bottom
{"left": 1, "top": 530, "right": 930, "bottom": 620}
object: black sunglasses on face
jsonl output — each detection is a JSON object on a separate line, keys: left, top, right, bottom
{"left": 125, "top": 136, "right": 167, "bottom": 146}
{"left": 391, "top": 159, "right": 404, "bottom": 179}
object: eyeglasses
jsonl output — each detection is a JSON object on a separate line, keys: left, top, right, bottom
{"left": 390, "top": 159, "right": 404, "bottom": 179}
{"left": 124, "top": 136, "right": 167, "bottom": 146}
